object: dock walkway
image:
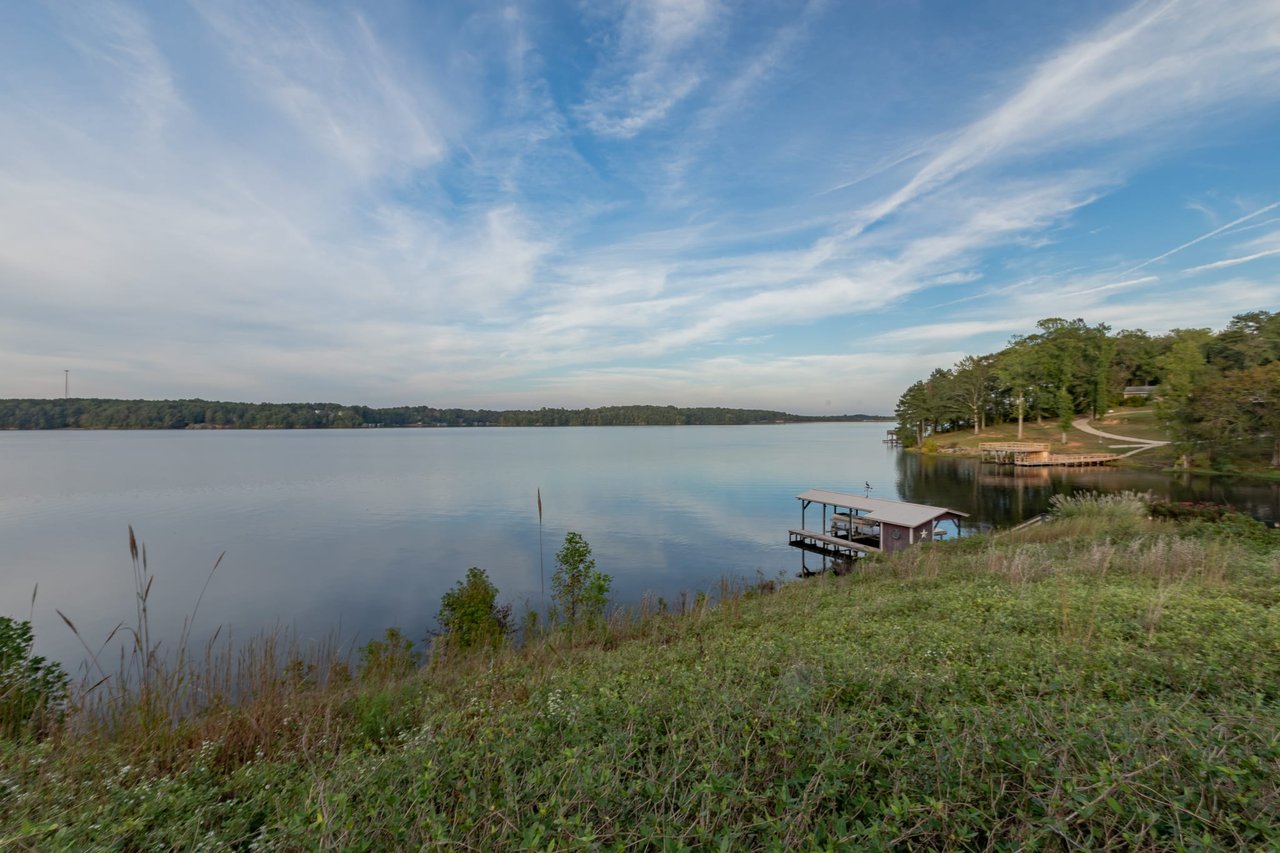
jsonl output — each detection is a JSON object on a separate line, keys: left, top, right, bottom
{"left": 788, "top": 528, "right": 880, "bottom": 558}
{"left": 979, "top": 441, "right": 1120, "bottom": 468}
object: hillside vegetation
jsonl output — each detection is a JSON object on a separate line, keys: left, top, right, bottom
{"left": 895, "top": 310, "right": 1280, "bottom": 472}
{"left": 0, "top": 399, "right": 888, "bottom": 430}
{"left": 2, "top": 501, "right": 1278, "bottom": 849}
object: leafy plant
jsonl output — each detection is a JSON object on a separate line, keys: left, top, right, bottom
{"left": 1049, "top": 490, "right": 1149, "bottom": 522}
{"left": 551, "top": 532, "right": 611, "bottom": 628}
{"left": 0, "top": 616, "right": 69, "bottom": 739}
{"left": 437, "top": 567, "right": 511, "bottom": 651}
{"left": 357, "top": 628, "right": 418, "bottom": 682}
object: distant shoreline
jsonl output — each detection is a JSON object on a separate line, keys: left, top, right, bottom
{"left": 0, "top": 398, "right": 894, "bottom": 430}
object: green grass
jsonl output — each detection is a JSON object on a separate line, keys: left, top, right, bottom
{"left": 2, "top": 514, "right": 1278, "bottom": 849}
{"left": 920, "top": 408, "right": 1188, "bottom": 468}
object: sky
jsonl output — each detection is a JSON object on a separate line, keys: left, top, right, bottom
{"left": 2, "top": 0, "right": 1279, "bottom": 415}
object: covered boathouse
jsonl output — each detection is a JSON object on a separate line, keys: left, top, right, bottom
{"left": 788, "top": 489, "right": 968, "bottom": 560}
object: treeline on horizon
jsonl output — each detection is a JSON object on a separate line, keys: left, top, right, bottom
{"left": 894, "top": 309, "right": 1280, "bottom": 469}
{"left": 0, "top": 399, "right": 891, "bottom": 431}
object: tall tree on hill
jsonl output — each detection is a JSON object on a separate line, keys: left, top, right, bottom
{"left": 953, "top": 354, "right": 996, "bottom": 435}
{"left": 996, "top": 339, "right": 1038, "bottom": 440}
{"left": 1155, "top": 329, "right": 1214, "bottom": 468}
{"left": 1190, "top": 362, "right": 1280, "bottom": 468}
{"left": 1056, "top": 386, "right": 1075, "bottom": 445}
{"left": 1111, "top": 328, "right": 1160, "bottom": 390}
{"left": 1091, "top": 333, "right": 1117, "bottom": 418}
{"left": 1208, "top": 310, "right": 1280, "bottom": 371}
{"left": 894, "top": 380, "right": 929, "bottom": 446}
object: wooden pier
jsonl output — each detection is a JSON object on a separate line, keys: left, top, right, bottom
{"left": 788, "top": 528, "right": 880, "bottom": 559}
{"left": 979, "top": 442, "right": 1119, "bottom": 468}
{"left": 979, "top": 442, "right": 1050, "bottom": 463}
{"left": 1011, "top": 452, "right": 1121, "bottom": 467}
{"left": 789, "top": 489, "right": 967, "bottom": 561}
{"left": 883, "top": 429, "right": 901, "bottom": 446}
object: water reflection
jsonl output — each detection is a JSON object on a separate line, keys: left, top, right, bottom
{"left": 896, "top": 452, "right": 1280, "bottom": 528}
{"left": 3, "top": 425, "right": 1277, "bottom": 670}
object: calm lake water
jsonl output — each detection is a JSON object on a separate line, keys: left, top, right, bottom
{"left": 4, "top": 424, "right": 1277, "bottom": 669}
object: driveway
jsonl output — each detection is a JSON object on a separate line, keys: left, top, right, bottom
{"left": 1072, "top": 417, "right": 1168, "bottom": 456}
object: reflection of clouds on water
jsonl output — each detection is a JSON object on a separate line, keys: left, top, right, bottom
{"left": 18, "top": 424, "right": 1277, "bottom": 669}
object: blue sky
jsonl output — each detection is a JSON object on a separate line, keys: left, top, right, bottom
{"left": 2, "top": 0, "right": 1279, "bottom": 414}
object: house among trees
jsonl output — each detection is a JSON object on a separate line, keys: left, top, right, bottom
{"left": 892, "top": 310, "right": 1280, "bottom": 470}
{"left": 1122, "top": 385, "right": 1158, "bottom": 399}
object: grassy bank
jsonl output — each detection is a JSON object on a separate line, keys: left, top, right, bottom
{"left": 916, "top": 409, "right": 1182, "bottom": 468}
{"left": 3, "top": 506, "right": 1279, "bottom": 849}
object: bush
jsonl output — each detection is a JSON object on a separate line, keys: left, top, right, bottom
{"left": 551, "top": 532, "right": 611, "bottom": 628}
{"left": 437, "top": 567, "right": 511, "bottom": 651}
{"left": 357, "top": 628, "right": 418, "bottom": 683}
{"left": 1048, "top": 490, "right": 1150, "bottom": 521}
{"left": 0, "top": 616, "right": 69, "bottom": 739}
{"left": 1149, "top": 500, "right": 1233, "bottom": 523}
{"left": 1150, "top": 501, "right": 1277, "bottom": 549}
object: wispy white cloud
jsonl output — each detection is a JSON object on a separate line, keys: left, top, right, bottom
{"left": 54, "top": 1, "right": 185, "bottom": 141}
{"left": 195, "top": 2, "right": 450, "bottom": 181}
{"left": 574, "top": 0, "right": 721, "bottom": 138}
{"left": 1184, "top": 246, "right": 1280, "bottom": 273}
{"left": 831, "top": 0, "right": 1280, "bottom": 243}
{"left": 3, "top": 1, "right": 1280, "bottom": 411}
{"left": 1126, "top": 201, "right": 1279, "bottom": 272}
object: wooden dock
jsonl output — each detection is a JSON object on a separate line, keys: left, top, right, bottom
{"left": 979, "top": 442, "right": 1119, "bottom": 468}
{"left": 789, "top": 490, "right": 968, "bottom": 559}
{"left": 1012, "top": 452, "right": 1121, "bottom": 467}
{"left": 979, "top": 442, "right": 1050, "bottom": 463}
{"left": 788, "top": 528, "right": 880, "bottom": 558}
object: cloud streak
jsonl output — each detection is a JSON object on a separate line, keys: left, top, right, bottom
{"left": 1, "top": 1, "right": 1280, "bottom": 411}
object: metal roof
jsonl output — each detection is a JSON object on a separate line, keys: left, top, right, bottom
{"left": 796, "top": 489, "right": 968, "bottom": 528}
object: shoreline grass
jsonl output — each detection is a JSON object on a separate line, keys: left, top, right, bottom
{"left": 2, "top": 508, "right": 1278, "bottom": 849}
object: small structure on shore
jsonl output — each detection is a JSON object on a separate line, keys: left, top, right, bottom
{"left": 979, "top": 442, "right": 1120, "bottom": 467}
{"left": 1122, "top": 385, "right": 1158, "bottom": 399}
{"left": 788, "top": 489, "right": 968, "bottom": 561}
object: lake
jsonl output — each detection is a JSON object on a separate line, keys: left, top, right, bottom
{"left": 4, "top": 424, "right": 1277, "bottom": 670}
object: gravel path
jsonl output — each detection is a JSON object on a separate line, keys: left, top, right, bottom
{"left": 1072, "top": 417, "right": 1168, "bottom": 456}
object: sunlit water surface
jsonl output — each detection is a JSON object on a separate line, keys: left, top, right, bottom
{"left": 3, "top": 425, "right": 1276, "bottom": 669}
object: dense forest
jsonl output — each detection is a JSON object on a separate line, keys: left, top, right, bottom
{"left": 893, "top": 310, "right": 1280, "bottom": 469}
{"left": 0, "top": 399, "right": 889, "bottom": 431}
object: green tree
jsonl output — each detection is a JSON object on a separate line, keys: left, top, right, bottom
{"left": 437, "top": 567, "right": 510, "bottom": 651}
{"left": 1189, "top": 362, "right": 1280, "bottom": 468}
{"left": 1, "top": 617, "right": 69, "bottom": 739}
{"left": 996, "top": 340, "right": 1037, "bottom": 439}
{"left": 952, "top": 354, "right": 996, "bottom": 435}
{"left": 1208, "top": 310, "right": 1280, "bottom": 371}
{"left": 357, "top": 627, "right": 419, "bottom": 682}
{"left": 894, "top": 380, "right": 929, "bottom": 446}
{"left": 551, "top": 532, "right": 611, "bottom": 629}
{"left": 1155, "top": 329, "right": 1214, "bottom": 468}
{"left": 1091, "top": 334, "right": 1116, "bottom": 418}
{"left": 1056, "top": 386, "right": 1074, "bottom": 445}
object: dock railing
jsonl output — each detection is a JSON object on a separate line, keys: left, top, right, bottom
{"left": 980, "top": 442, "right": 1050, "bottom": 464}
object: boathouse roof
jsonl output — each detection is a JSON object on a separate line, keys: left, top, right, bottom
{"left": 796, "top": 489, "right": 968, "bottom": 528}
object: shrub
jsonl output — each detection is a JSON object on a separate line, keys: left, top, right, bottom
{"left": 1048, "top": 490, "right": 1150, "bottom": 521}
{"left": 1148, "top": 500, "right": 1232, "bottom": 523}
{"left": 551, "top": 532, "right": 611, "bottom": 628}
{"left": 437, "top": 567, "right": 511, "bottom": 651}
{"left": 0, "top": 616, "right": 69, "bottom": 739}
{"left": 1150, "top": 501, "right": 1277, "bottom": 550}
{"left": 357, "top": 628, "right": 418, "bottom": 683}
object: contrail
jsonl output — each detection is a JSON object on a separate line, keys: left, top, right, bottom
{"left": 1124, "top": 201, "right": 1279, "bottom": 273}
